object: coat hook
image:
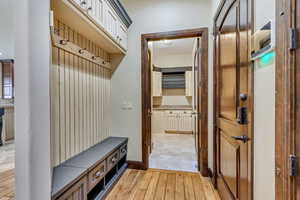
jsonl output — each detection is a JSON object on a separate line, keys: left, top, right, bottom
{"left": 60, "top": 39, "right": 69, "bottom": 45}
{"left": 79, "top": 48, "right": 87, "bottom": 54}
{"left": 92, "top": 56, "right": 100, "bottom": 60}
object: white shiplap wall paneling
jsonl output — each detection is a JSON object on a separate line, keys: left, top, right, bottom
{"left": 51, "top": 19, "right": 112, "bottom": 166}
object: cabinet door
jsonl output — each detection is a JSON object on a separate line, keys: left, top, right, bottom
{"left": 118, "top": 22, "right": 128, "bottom": 49}
{"left": 185, "top": 71, "right": 193, "bottom": 97}
{"left": 152, "top": 72, "right": 162, "bottom": 97}
{"left": 178, "top": 111, "right": 193, "bottom": 132}
{"left": 95, "top": 0, "right": 105, "bottom": 26}
{"left": 56, "top": 176, "right": 87, "bottom": 200}
{"left": 79, "top": 0, "right": 88, "bottom": 10}
{"left": 73, "top": 0, "right": 82, "bottom": 7}
{"left": 165, "top": 111, "right": 178, "bottom": 132}
{"left": 104, "top": 1, "right": 118, "bottom": 39}
{"left": 86, "top": 0, "right": 96, "bottom": 20}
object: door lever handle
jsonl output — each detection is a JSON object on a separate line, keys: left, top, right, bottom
{"left": 231, "top": 135, "right": 250, "bottom": 143}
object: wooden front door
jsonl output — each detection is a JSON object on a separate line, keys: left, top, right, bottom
{"left": 214, "top": 0, "right": 252, "bottom": 199}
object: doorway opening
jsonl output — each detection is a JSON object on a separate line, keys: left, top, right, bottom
{"left": 141, "top": 28, "right": 209, "bottom": 176}
{"left": 149, "top": 38, "right": 199, "bottom": 172}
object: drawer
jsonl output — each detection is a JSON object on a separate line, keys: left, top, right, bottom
{"left": 55, "top": 176, "right": 87, "bottom": 200}
{"left": 88, "top": 161, "right": 106, "bottom": 191}
{"left": 107, "top": 150, "right": 119, "bottom": 170}
{"left": 119, "top": 144, "right": 127, "bottom": 158}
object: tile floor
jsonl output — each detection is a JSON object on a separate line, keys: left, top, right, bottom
{"left": 149, "top": 133, "right": 198, "bottom": 172}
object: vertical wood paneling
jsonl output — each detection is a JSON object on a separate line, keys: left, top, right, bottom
{"left": 51, "top": 20, "right": 112, "bottom": 166}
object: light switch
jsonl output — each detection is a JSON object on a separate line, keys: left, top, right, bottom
{"left": 121, "top": 101, "right": 133, "bottom": 110}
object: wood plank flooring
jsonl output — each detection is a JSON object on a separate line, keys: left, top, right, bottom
{"left": 0, "top": 169, "right": 15, "bottom": 200}
{"left": 106, "top": 169, "right": 220, "bottom": 200}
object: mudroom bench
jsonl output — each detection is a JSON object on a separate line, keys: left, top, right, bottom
{"left": 51, "top": 137, "right": 128, "bottom": 200}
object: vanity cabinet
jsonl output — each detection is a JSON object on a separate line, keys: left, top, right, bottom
{"left": 152, "top": 110, "right": 193, "bottom": 134}
{"left": 165, "top": 110, "right": 193, "bottom": 134}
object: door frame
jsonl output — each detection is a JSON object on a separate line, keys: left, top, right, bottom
{"left": 275, "top": 0, "right": 298, "bottom": 199}
{"left": 212, "top": 0, "right": 254, "bottom": 198}
{"left": 141, "top": 28, "right": 210, "bottom": 176}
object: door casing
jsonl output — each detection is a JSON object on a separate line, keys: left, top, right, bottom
{"left": 141, "top": 28, "right": 209, "bottom": 176}
{"left": 275, "top": 0, "right": 300, "bottom": 199}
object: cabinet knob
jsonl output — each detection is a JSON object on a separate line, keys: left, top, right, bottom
{"left": 121, "top": 148, "right": 127, "bottom": 154}
{"left": 87, "top": 7, "right": 92, "bottom": 11}
{"left": 111, "top": 157, "right": 117, "bottom": 163}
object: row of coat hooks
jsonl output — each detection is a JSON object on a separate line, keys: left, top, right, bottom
{"left": 50, "top": 26, "right": 111, "bottom": 70}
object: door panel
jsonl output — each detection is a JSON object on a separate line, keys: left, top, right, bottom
{"left": 219, "top": 3, "right": 237, "bottom": 122}
{"left": 220, "top": 131, "right": 239, "bottom": 198}
{"left": 215, "top": 0, "right": 252, "bottom": 199}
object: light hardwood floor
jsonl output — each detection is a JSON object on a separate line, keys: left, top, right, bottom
{"left": 0, "top": 143, "right": 15, "bottom": 200}
{"left": 0, "top": 169, "right": 15, "bottom": 200}
{"left": 106, "top": 169, "right": 220, "bottom": 200}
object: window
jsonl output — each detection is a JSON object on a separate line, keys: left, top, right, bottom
{"left": 0, "top": 60, "right": 14, "bottom": 99}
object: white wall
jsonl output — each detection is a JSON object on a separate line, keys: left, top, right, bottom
{"left": 14, "top": 0, "right": 51, "bottom": 199}
{"left": 112, "top": 0, "right": 212, "bottom": 161}
{"left": 253, "top": 0, "right": 275, "bottom": 199}
{"left": 153, "top": 53, "right": 192, "bottom": 67}
{"left": 153, "top": 53, "right": 192, "bottom": 107}
{"left": 0, "top": 0, "right": 14, "bottom": 59}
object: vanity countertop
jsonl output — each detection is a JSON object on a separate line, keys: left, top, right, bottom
{"left": 153, "top": 105, "right": 193, "bottom": 110}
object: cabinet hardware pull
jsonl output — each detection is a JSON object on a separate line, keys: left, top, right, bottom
{"left": 111, "top": 157, "right": 117, "bottom": 163}
{"left": 81, "top": 1, "right": 86, "bottom": 5}
{"left": 95, "top": 171, "right": 102, "bottom": 177}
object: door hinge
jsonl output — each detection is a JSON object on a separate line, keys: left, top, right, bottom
{"left": 289, "top": 154, "right": 297, "bottom": 177}
{"left": 289, "top": 28, "right": 297, "bottom": 50}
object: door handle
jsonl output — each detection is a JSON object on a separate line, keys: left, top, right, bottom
{"left": 231, "top": 135, "right": 250, "bottom": 143}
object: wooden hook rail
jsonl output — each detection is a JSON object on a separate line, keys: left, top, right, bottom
{"left": 51, "top": 32, "right": 111, "bottom": 70}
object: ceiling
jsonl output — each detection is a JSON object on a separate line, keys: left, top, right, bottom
{"left": 152, "top": 37, "right": 196, "bottom": 57}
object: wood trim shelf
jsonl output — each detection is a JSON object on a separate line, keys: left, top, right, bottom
{"left": 51, "top": 32, "right": 112, "bottom": 70}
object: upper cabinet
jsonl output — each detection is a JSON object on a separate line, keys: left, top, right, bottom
{"left": 52, "top": 0, "right": 132, "bottom": 54}
{"left": 185, "top": 71, "right": 193, "bottom": 97}
{"left": 152, "top": 71, "right": 162, "bottom": 97}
